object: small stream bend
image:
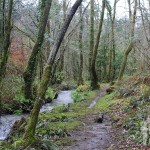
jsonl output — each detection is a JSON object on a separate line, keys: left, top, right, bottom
{"left": 0, "top": 90, "right": 73, "bottom": 141}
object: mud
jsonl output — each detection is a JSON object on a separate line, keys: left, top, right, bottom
{"left": 59, "top": 85, "right": 115, "bottom": 150}
{"left": 60, "top": 115, "right": 114, "bottom": 150}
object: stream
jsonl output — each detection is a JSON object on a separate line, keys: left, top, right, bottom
{"left": 0, "top": 90, "right": 73, "bottom": 141}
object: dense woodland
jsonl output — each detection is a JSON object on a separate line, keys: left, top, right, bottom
{"left": 0, "top": 0, "right": 150, "bottom": 149}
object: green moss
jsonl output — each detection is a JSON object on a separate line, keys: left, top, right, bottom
{"left": 36, "top": 112, "right": 81, "bottom": 138}
{"left": 54, "top": 138, "right": 76, "bottom": 146}
{"left": 45, "top": 87, "right": 56, "bottom": 99}
{"left": 139, "top": 84, "right": 150, "bottom": 98}
{"left": 13, "top": 137, "right": 36, "bottom": 150}
{"left": 1, "top": 88, "right": 98, "bottom": 149}
{"left": 95, "top": 93, "right": 115, "bottom": 112}
{"left": 35, "top": 90, "right": 98, "bottom": 140}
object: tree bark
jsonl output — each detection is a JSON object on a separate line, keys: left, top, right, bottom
{"left": 139, "top": 0, "right": 149, "bottom": 44}
{"left": 59, "top": 0, "right": 67, "bottom": 71}
{"left": 78, "top": 5, "right": 83, "bottom": 85}
{"left": 118, "top": 0, "right": 137, "bottom": 80}
{"left": 118, "top": 43, "right": 133, "bottom": 80}
{"left": 15, "top": 0, "right": 83, "bottom": 148}
{"left": 107, "top": 0, "right": 117, "bottom": 82}
{"left": 0, "top": 0, "right": 13, "bottom": 84}
{"left": 89, "top": 0, "right": 94, "bottom": 79}
{"left": 23, "top": 0, "right": 52, "bottom": 99}
{"left": 91, "top": 0, "right": 105, "bottom": 89}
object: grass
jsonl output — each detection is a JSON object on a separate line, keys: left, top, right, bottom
{"left": 95, "top": 93, "right": 118, "bottom": 112}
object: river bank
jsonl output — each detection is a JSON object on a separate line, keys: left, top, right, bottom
{"left": 0, "top": 90, "right": 73, "bottom": 141}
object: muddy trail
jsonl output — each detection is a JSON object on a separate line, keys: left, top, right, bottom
{"left": 59, "top": 85, "right": 116, "bottom": 150}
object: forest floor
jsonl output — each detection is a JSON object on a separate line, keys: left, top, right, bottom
{"left": 1, "top": 75, "right": 149, "bottom": 150}
{"left": 58, "top": 85, "right": 118, "bottom": 150}
{"left": 57, "top": 78, "right": 150, "bottom": 150}
{"left": 59, "top": 113, "right": 115, "bottom": 150}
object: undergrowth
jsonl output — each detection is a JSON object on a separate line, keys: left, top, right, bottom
{"left": 0, "top": 84, "right": 98, "bottom": 149}
{"left": 95, "top": 75, "right": 150, "bottom": 148}
{"left": 1, "top": 76, "right": 31, "bottom": 114}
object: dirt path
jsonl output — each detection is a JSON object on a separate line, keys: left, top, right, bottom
{"left": 60, "top": 85, "right": 115, "bottom": 150}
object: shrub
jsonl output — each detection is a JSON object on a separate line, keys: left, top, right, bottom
{"left": 71, "top": 84, "right": 89, "bottom": 103}
{"left": 14, "top": 109, "right": 23, "bottom": 115}
{"left": 76, "top": 85, "right": 90, "bottom": 92}
{"left": 139, "top": 84, "right": 150, "bottom": 99}
{"left": 45, "top": 87, "right": 56, "bottom": 100}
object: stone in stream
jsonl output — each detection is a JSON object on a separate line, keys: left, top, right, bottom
{"left": 54, "top": 92, "right": 58, "bottom": 99}
{"left": 45, "top": 97, "right": 53, "bottom": 103}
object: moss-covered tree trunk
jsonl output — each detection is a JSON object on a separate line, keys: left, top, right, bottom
{"left": 118, "top": 0, "right": 137, "bottom": 80}
{"left": 89, "top": 0, "right": 94, "bottom": 79}
{"left": 0, "top": 0, "right": 5, "bottom": 55}
{"left": 0, "top": 0, "right": 13, "bottom": 119}
{"left": 0, "top": 0, "right": 13, "bottom": 84}
{"left": 23, "top": 0, "right": 52, "bottom": 99}
{"left": 118, "top": 43, "right": 133, "bottom": 80}
{"left": 106, "top": 0, "right": 117, "bottom": 82}
{"left": 59, "top": 0, "right": 67, "bottom": 72}
{"left": 78, "top": 5, "right": 83, "bottom": 85}
{"left": 91, "top": 0, "right": 105, "bottom": 89}
{"left": 15, "top": 0, "right": 83, "bottom": 148}
{"left": 54, "top": 0, "right": 68, "bottom": 84}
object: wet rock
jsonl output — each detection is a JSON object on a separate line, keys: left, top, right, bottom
{"left": 54, "top": 92, "right": 58, "bottom": 99}
{"left": 106, "top": 86, "right": 115, "bottom": 94}
{"left": 45, "top": 97, "right": 52, "bottom": 103}
{"left": 95, "top": 114, "right": 104, "bottom": 123}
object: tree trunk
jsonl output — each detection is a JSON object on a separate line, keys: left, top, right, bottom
{"left": 15, "top": 0, "right": 83, "bottom": 148}
{"left": 0, "top": 0, "right": 5, "bottom": 53}
{"left": 89, "top": 0, "right": 94, "bottom": 79}
{"left": 78, "top": 5, "right": 83, "bottom": 85}
{"left": 55, "top": 0, "right": 68, "bottom": 84}
{"left": 106, "top": 0, "right": 117, "bottom": 82}
{"left": 139, "top": 0, "right": 149, "bottom": 43}
{"left": 0, "top": 0, "right": 13, "bottom": 84}
{"left": 118, "top": 0, "right": 137, "bottom": 80}
{"left": 91, "top": 0, "right": 105, "bottom": 89}
{"left": 59, "top": 0, "right": 67, "bottom": 71}
{"left": 118, "top": 43, "right": 132, "bottom": 80}
{"left": 23, "top": 0, "right": 52, "bottom": 99}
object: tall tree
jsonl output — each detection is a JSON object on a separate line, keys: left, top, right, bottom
{"left": 0, "top": 0, "right": 5, "bottom": 52}
{"left": 139, "top": 0, "right": 149, "bottom": 44}
{"left": 14, "top": 0, "right": 83, "bottom": 148}
{"left": 118, "top": 0, "right": 137, "bottom": 80}
{"left": 78, "top": 4, "right": 83, "bottom": 85}
{"left": 90, "top": 0, "right": 105, "bottom": 89}
{"left": 0, "top": 0, "right": 13, "bottom": 84}
{"left": 89, "top": 0, "right": 94, "bottom": 78}
{"left": 60, "top": 0, "right": 67, "bottom": 71}
{"left": 55, "top": 0, "right": 68, "bottom": 84}
{"left": 106, "top": 0, "right": 117, "bottom": 82}
{"left": 23, "top": 0, "right": 52, "bottom": 99}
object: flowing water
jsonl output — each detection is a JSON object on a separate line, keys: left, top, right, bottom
{"left": 0, "top": 90, "right": 73, "bottom": 141}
